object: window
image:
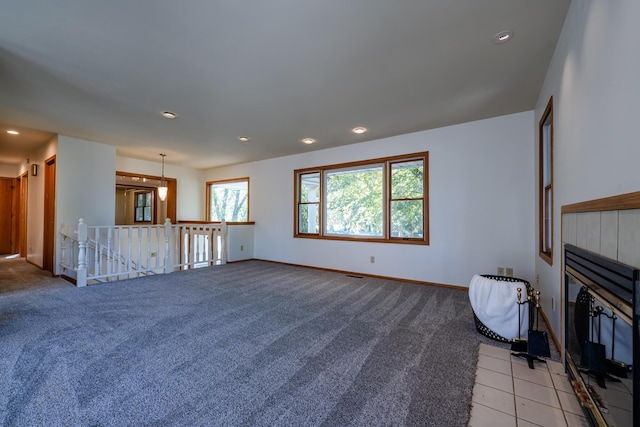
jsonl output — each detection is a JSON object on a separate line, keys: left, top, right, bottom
{"left": 207, "top": 178, "right": 249, "bottom": 222}
{"left": 134, "top": 191, "right": 153, "bottom": 223}
{"left": 295, "top": 152, "right": 428, "bottom": 244}
{"left": 539, "top": 97, "right": 553, "bottom": 265}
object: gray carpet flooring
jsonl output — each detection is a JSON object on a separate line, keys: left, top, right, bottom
{"left": 0, "top": 260, "right": 480, "bottom": 426}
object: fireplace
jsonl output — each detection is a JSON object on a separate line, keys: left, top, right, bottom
{"left": 564, "top": 244, "right": 639, "bottom": 427}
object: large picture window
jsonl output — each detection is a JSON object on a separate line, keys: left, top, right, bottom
{"left": 207, "top": 178, "right": 249, "bottom": 222}
{"left": 295, "top": 152, "right": 428, "bottom": 244}
{"left": 539, "top": 97, "right": 554, "bottom": 265}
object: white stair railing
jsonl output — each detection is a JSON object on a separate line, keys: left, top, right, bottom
{"left": 60, "top": 219, "right": 227, "bottom": 287}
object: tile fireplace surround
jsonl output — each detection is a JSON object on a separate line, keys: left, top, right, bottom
{"left": 560, "top": 191, "right": 640, "bottom": 427}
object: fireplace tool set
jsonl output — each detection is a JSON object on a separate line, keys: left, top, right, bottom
{"left": 511, "top": 288, "right": 551, "bottom": 369}
{"left": 580, "top": 294, "right": 630, "bottom": 389}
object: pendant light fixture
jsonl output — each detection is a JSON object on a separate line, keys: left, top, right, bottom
{"left": 158, "top": 153, "right": 168, "bottom": 202}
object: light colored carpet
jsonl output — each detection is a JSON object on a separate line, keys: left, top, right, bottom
{"left": 0, "top": 260, "right": 480, "bottom": 426}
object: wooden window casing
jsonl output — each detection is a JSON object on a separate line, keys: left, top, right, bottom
{"left": 294, "top": 152, "right": 429, "bottom": 245}
{"left": 206, "top": 177, "right": 250, "bottom": 222}
{"left": 539, "top": 97, "right": 554, "bottom": 265}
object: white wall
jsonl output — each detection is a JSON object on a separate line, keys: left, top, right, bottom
{"left": 57, "top": 136, "right": 116, "bottom": 227}
{"left": 116, "top": 156, "right": 204, "bottom": 221}
{"left": 0, "top": 163, "right": 18, "bottom": 177}
{"left": 56, "top": 136, "right": 116, "bottom": 274}
{"left": 206, "top": 111, "right": 535, "bottom": 287}
{"left": 17, "top": 135, "right": 58, "bottom": 267}
{"left": 534, "top": 0, "right": 640, "bottom": 335}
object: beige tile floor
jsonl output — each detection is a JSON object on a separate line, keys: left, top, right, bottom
{"left": 468, "top": 343, "right": 591, "bottom": 427}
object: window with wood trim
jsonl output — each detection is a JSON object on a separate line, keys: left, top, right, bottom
{"left": 207, "top": 178, "right": 249, "bottom": 222}
{"left": 295, "top": 152, "right": 428, "bottom": 244}
{"left": 134, "top": 191, "right": 153, "bottom": 223}
{"left": 539, "top": 97, "right": 554, "bottom": 265}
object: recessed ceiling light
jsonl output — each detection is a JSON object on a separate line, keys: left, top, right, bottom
{"left": 352, "top": 127, "right": 367, "bottom": 134}
{"left": 7, "top": 130, "right": 19, "bottom": 135}
{"left": 302, "top": 138, "right": 316, "bottom": 145}
{"left": 161, "top": 111, "right": 178, "bottom": 119}
{"left": 492, "top": 30, "right": 513, "bottom": 44}
{"left": 238, "top": 136, "right": 250, "bottom": 142}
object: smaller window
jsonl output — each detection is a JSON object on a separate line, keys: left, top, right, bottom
{"left": 207, "top": 178, "right": 249, "bottom": 222}
{"left": 539, "top": 97, "right": 553, "bottom": 265}
{"left": 134, "top": 191, "right": 153, "bottom": 223}
{"left": 390, "top": 159, "right": 424, "bottom": 239}
{"left": 298, "top": 172, "right": 320, "bottom": 234}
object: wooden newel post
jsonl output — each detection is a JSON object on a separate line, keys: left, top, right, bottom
{"left": 164, "top": 218, "right": 172, "bottom": 274}
{"left": 77, "top": 218, "right": 88, "bottom": 287}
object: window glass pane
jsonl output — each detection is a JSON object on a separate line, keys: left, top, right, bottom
{"left": 545, "top": 188, "right": 552, "bottom": 250}
{"left": 300, "top": 172, "right": 320, "bottom": 203}
{"left": 145, "top": 192, "right": 152, "bottom": 206}
{"left": 298, "top": 204, "right": 319, "bottom": 234}
{"left": 143, "top": 206, "right": 151, "bottom": 221}
{"left": 135, "top": 208, "right": 143, "bottom": 222}
{"left": 543, "top": 125, "right": 551, "bottom": 185}
{"left": 391, "top": 200, "right": 423, "bottom": 238}
{"left": 391, "top": 160, "right": 423, "bottom": 199}
{"left": 325, "top": 165, "right": 383, "bottom": 237}
{"left": 209, "top": 180, "right": 248, "bottom": 222}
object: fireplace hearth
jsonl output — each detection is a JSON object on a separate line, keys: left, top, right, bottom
{"left": 564, "top": 244, "right": 639, "bottom": 427}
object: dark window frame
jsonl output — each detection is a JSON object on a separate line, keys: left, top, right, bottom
{"left": 134, "top": 190, "right": 153, "bottom": 223}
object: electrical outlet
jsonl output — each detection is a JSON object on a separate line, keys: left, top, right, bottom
{"left": 497, "top": 267, "right": 504, "bottom": 276}
{"left": 505, "top": 267, "right": 513, "bottom": 277}
{"left": 150, "top": 252, "right": 157, "bottom": 257}
{"left": 240, "top": 245, "right": 244, "bottom": 251}
{"left": 370, "top": 256, "right": 375, "bottom": 263}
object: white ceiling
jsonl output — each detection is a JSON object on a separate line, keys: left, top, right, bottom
{"left": 0, "top": 0, "right": 570, "bottom": 169}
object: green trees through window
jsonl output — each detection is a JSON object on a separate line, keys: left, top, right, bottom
{"left": 295, "top": 152, "right": 428, "bottom": 244}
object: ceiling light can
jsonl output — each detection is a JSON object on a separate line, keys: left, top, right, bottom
{"left": 302, "top": 138, "right": 315, "bottom": 145}
{"left": 161, "top": 111, "right": 177, "bottom": 119}
{"left": 492, "top": 30, "right": 513, "bottom": 44}
{"left": 7, "top": 130, "right": 19, "bottom": 135}
{"left": 352, "top": 127, "right": 367, "bottom": 134}
{"left": 238, "top": 136, "right": 250, "bottom": 142}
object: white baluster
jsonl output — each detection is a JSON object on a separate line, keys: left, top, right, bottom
{"left": 107, "top": 227, "right": 113, "bottom": 277}
{"left": 211, "top": 227, "right": 220, "bottom": 265}
{"left": 155, "top": 225, "right": 160, "bottom": 269}
{"left": 128, "top": 226, "right": 133, "bottom": 276}
{"left": 164, "top": 218, "right": 172, "bottom": 274}
{"left": 117, "top": 227, "right": 122, "bottom": 277}
{"left": 190, "top": 226, "right": 195, "bottom": 267}
{"left": 59, "top": 224, "right": 68, "bottom": 270}
{"left": 77, "top": 219, "right": 88, "bottom": 287}
{"left": 137, "top": 226, "right": 143, "bottom": 276}
{"left": 94, "top": 227, "right": 100, "bottom": 278}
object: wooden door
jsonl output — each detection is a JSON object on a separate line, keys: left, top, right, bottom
{"left": 43, "top": 156, "right": 56, "bottom": 273}
{"left": 19, "top": 173, "right": 28, "bottom": 257}
{"left": 0, "top": 178, "right": 14, "bottom": 254}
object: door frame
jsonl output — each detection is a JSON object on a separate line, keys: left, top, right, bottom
{"left": 19, "top": 172, "right": 28, "bottom": 257}
{"left": 43, "top": 155, "right": 56, "bottom": 273}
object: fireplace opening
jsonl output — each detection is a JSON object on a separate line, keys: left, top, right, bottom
{"left": 564, "top": 244, "right": 638, "bottom": 427}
